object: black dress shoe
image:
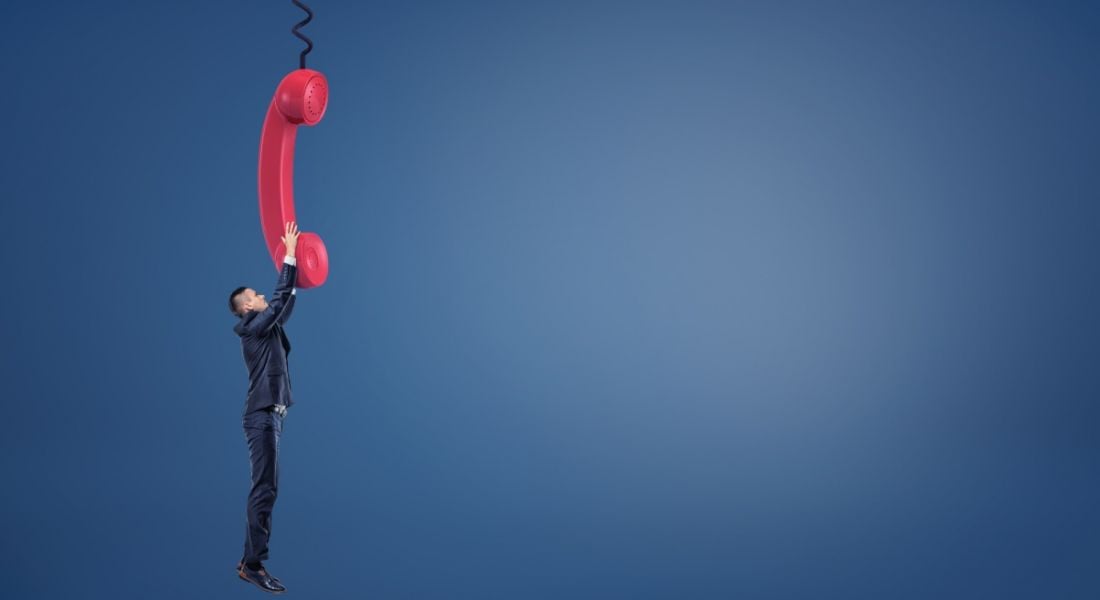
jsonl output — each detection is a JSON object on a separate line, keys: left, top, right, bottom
{"left": 238, "top": 563, "right": 286, "bottom": 594}
{"left": 237, "top": 562, "right": 281, "bottom": 585}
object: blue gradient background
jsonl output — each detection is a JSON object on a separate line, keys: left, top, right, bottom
{"left": 2, "top": 1, "right": 1099, "bottom": 598}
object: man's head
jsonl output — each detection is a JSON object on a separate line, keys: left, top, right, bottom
{"left": 229, "top": 286, "right": 268, "bottom": 317}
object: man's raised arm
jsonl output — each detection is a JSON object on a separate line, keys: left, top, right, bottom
{"left": 278, "top": 281, "right": 297, "bottom": 325}
{"left": 244, "top": 222, "right": 300, "bottom": 336}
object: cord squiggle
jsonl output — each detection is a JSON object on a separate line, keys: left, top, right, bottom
{"left": 291, "top": 1, "right": 314, "bottom": 69}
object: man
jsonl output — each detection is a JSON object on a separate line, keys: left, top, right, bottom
{"left": 227, "top": 221, "right": 300, "bottom": 594}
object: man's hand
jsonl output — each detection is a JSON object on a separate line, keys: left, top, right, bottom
{"left": 282, "top": 221, "right": 300, "bottom": 258}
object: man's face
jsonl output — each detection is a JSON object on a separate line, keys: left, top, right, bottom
{"left": 240, "top": 288, "right": 268, "bottom": 314}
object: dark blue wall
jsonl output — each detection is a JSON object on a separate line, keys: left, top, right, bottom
{"left": 2, "top": 1, "right": 1098, "bottom": 598}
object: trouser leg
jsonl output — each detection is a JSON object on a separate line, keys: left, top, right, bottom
{"left": 242, "top": 409, "right": 283, "bottom": 564}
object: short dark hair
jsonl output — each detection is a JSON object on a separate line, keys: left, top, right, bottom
{"left": 229, "top": 286, "right": 249, "bottom": 317}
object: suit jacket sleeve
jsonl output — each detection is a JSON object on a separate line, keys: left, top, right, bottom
{"left": 242, "top": 256, "right": 298, "bottom": 337}
{"left": 278, "top": 291, "right": 296, "bottom": 326}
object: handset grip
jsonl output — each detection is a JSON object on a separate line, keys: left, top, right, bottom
{"left": 258, "top": 68, "right": 330, "bottom": 288}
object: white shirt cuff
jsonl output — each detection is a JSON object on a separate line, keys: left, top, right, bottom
{"left": 284, "top": 255, "right": 297, "bottom": 266}
{"left": 291, "top": 288, "right": 296, "bottom": 295}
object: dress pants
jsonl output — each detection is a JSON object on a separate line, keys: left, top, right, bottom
{"left": 242, "top": 407, "right": 284, "bottom": 564}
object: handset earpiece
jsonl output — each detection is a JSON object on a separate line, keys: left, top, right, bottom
{"left": 258, "top": 68, "right": 330, "bottom": 288}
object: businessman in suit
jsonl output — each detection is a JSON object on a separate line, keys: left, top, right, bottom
{"left": 228, "top": 221, "right": 300, "bottom": 594}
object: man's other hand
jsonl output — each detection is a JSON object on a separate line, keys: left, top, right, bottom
{"left": 282, "top": 221, "right": 300, "bottom": 258}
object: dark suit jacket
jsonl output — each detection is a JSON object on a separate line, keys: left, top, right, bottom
{"left": 234, "top": 258, "right": 298, "bottom": 415}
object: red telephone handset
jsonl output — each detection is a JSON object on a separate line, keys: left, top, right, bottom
{"left": 258, "top": 68, "right": 330, "bottom": 288}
